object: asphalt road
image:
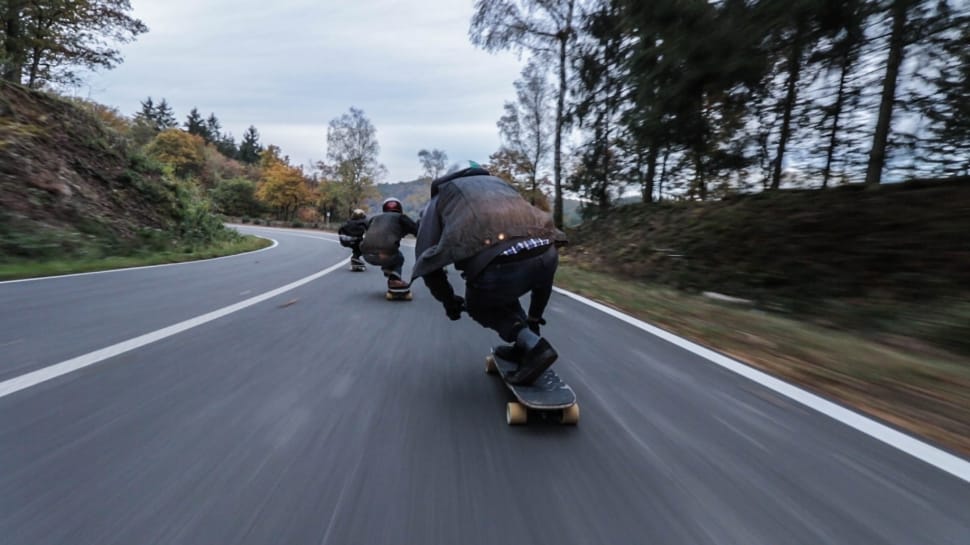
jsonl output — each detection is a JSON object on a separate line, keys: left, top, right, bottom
{"left": 1, "top": 225, "right": 967, "bottom": 545}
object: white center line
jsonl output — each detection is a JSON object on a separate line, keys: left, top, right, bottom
{"left": 0, "top": 258, "right": 349, "bottom": 399}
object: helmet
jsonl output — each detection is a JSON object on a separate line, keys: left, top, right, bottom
{"left": 351, "top": 209, "right": 366, "bottom": 220}
{"left": 382, "top": 198, "right": 403, "bottom": 213}
{"left": 445, "top": 160, "right": 485, "bottom": 176}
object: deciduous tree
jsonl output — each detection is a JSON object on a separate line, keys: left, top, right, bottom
{"left": 0, "top": 0, "right": 147, "bottom": 88}
{"left": 417, "top": 148, "right": 448, "bottom": 180}
{"left": 322, "top": 107, "right": 383, "bottom": 215}
{"left": 146, "top": 129, "right": 206, "bottom": 179}
{"left": 470, "top": 0, "right": 577, "bottom": 228}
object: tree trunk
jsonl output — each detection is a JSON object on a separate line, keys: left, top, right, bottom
{"left": 553, "top": 34, "right": 567, "bottom": 229}
{"left": 822, "top": 52, "right": 851, "bottom": 188}
{"left": 643, "top": 140, "right": 659, "bottom": 203}
{"left": 865, "top": 0, "right": 910, "bottom": 186}
{"left": 552, "top": 0, "right": 574, "bottom": 230}
{"left": 771, "top": 26, "right": 805, "bottom": 190}
{"left": 2, "top": 1, "right": 25, "bottom": 83}
{"left": 693, "top": 152, "right": 707, "bottom": 200}
{"left": 27, "top": 45, "right": 43, "bottom": 88}
{"left": 658, "top": 146, "right": 670, "bottom": 201}
{"left": 529, "top": 168, "right": 537, "bottom": 206}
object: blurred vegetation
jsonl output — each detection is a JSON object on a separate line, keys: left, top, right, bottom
{"left": 555, "top": 262, "right": 970, "bottom": 455}
{"left": 565, "top": 179, "right": 970, "bottom": 356}
{"left": 0, "top": 80, "right": 267, "bottom": 275}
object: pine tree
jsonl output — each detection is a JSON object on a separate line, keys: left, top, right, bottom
{"left": 919, "top": 10, "right": 970, "bottom": 175}
{"left": 572, "top": 0, "right": 629, "bottom": 208}
{"left": 205, "top": 114, "right": 221, "bottom": 144}
{"left": 134, "top": 96, "right": 156, "bottom": 125}
{"left": 216, "top": 133, "right": 238, "bottom": 160}
{"left": 155, "top": 99, "right": 178, "bottom": 130}
{"left": 184, "top": 108, "right": 206, "bottom": 139}
{"left": 238, "top": 125, "right": 262, "bottom": 164}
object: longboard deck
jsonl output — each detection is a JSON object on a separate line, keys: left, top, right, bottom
{"left": 385, "top": 290, "right": 412, "bottom": 301}
{"left": 487, "top": 352, "right": 576, "bottom": 409}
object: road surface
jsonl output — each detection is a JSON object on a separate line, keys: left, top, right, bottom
{"left": 1, "top": 225, "right": 967, "bottom": 544}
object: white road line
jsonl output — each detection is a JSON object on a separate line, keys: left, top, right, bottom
{"left": 552, "top": 287, "right": 970, "bottom": 483}
{"left": 234, "top": 225, "right": 340, "bottom": 242}
{"left": 0, "top": 237, "right": 280, "bottom": 285}
{"left": 0, "top": 258, "right": 349, "bottom": 400}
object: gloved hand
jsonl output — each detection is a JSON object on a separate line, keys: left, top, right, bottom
{"left": 527, "top": 316, "right": 546, "bottom": 335}
{"left": 444, "top": 295, "right": 465, "bottom": 321}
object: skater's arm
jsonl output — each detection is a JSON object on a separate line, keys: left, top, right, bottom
{"left": 424, "top": 268, "right": 464, "bottom": 320}
{"left": 422, "top": 268, "right": 455, "bottom": 302}
{"left": 401, "top": 215, "right": 418, "bottom": 237}
{"left": 414, "top": 196, "right": 441, "bottom": 259}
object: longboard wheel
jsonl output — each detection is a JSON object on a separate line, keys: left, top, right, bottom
{"left": 385, "top": 292, "right": 393, "bottom": 300}
{"left": 560, "top": 403, "right": 580, "bottom": 425}
{"left": 484, "top": 355, "right": 498, "bottom": 375}
{"left": 506, "top": 402, "right": 527, "bottom": 425}
{"left": 403, "top": 292, "right": 413, "bottom": 301}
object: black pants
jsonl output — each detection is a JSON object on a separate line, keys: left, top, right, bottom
{"left": 350, "top": 243, "right": 362, "bottom": 259}
{"left": 464, "top": 246, "right": 558, "bottom": 342}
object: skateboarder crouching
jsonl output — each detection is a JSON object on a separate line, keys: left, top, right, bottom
{"left": 411, "top": 161, "right": 567, "bottom": 385}
{"left": 338, "top": 209, "right": 368, "bottom": 268}
{"left": 360, "top": 198, "right": 418, "bottom": 291}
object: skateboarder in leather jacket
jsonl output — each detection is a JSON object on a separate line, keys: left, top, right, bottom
{"left": 361, "top": 198, "right": 418, "bottom": 290}
{"left": 412, "top": 161, "right": 567, "bottom": 385}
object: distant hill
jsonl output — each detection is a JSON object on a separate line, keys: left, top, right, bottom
{"left": 368, "top": 178, "right": 432, "bottom": 218}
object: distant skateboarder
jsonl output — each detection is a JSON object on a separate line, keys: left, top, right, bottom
{"left": 411, "top": 161, "right": 567, "bottom": 385}
{"left": 338, "top": 209, "right": 368, "bottom": 270}
{"left": 361, "top": 198, "right": 418, "bottom": 296}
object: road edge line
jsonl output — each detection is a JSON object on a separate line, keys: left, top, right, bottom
{"left": 0, "top": 236, "right": 280, "bottom": 285}
{"left": 552, "top": 286, "right": 970, "bottom": 483}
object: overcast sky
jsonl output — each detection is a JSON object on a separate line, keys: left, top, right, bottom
{"left": 83, "top": 0, "right": 525, "bottom": 183}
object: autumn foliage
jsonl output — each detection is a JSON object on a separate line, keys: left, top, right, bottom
{"left": 146, "top": 130, "right": 206, "bottom": 180}
{"left": 255, "top": 147, "right": 313, "bottom": 221}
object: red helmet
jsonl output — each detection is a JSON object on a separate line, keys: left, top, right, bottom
{"left": 382, "top": 198, "right": 403, "bottom": 213}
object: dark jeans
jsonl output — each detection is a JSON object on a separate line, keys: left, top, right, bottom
{"left": 363, "top": 250, "right": 404, "bottom": 276}
{"left": 350, "top": 243, "right": 362, "bottom": 259}
{"left": 465, "top": 246, "right": 558, "bottom": 342}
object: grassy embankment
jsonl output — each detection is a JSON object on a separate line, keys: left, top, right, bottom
{"left": 559, "top": 180, "right": 969, "bottom": 455}
{"left": 0, "top": 234, "right": 270, "bottom": 280}
{"left": 1, "top": 80, "right": 269, "bottom": 280}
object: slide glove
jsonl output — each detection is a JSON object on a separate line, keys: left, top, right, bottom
{"left": 444, "top": 295, "right": 465, "bottom": 321}
{"left": 527, "top": 316, "right": 546, "bottom": 335}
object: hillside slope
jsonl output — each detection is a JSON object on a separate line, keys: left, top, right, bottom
{"left": 0, "top": 81, "right": 182, "bottom": 259}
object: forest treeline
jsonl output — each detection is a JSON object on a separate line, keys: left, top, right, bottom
{"left": 471, "top": 0, "right": 970, "bottom": 226}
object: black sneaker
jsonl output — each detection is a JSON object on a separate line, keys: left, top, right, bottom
{"left": 506, "top": 338, "right": 557, "bottom": 385}
{"left": 493, "top": 344, "right": 524, "bottom": 364}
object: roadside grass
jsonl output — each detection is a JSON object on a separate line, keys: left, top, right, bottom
{"left": 0, "top": 235, "right": 271, "bottom": 281}
{"left": 555, "top": 258, "right": 970, "bottom": 456}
